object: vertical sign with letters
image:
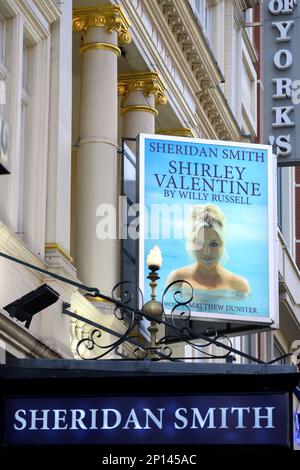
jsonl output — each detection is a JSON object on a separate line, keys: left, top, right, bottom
{"left": 264, "top": 0, "right": 300, "bottom": 166}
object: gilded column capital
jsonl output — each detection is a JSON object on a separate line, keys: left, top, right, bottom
{"left": 157, "top": 128, "right": 196, "bottom": 138}
{"left": 45, "top": 243, "right": 73, "bottom": 263}
{"left": 72, "top": 5, "right": 131, "bottom": 44}
{"left": 118, "top": 72, "right": 168, "bottom": 107}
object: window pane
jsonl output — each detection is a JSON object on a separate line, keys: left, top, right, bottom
{"left": 273, "top": 339, "right": 287, "bottom": 365}
{"left": 121, "top": 143, "right": 138, "bottom": 305}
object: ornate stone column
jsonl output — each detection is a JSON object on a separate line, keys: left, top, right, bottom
{"left": 118, "top": 72, "right": 167, "bottom": 145}
{"left": 73, "top": 6, "right": 131, "bottom": 293}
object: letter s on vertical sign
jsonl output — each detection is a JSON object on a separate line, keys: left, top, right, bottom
{"left": 14, "top": 409, "right": 27, "bottom": 430}
{"left": 276, "top": 134, "right": 291, "bottom": 156}
{"left": 269, "top": 134, "right": 291, "bottom": 156}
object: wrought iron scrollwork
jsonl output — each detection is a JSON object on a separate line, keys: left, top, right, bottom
{"left": 111, "top": 280, "right": 144, "bottom": 322}
{"left": 75, "top": 281, "right": 148, "bottom": 360}
{"left": 162, "top": 280, "right": 193, "bottom": 325}
{"left": 0, "top": 250, "right": 282, "bottom": 365}
{"left": 73, "top": 278, "right": 245, "bottom": 363}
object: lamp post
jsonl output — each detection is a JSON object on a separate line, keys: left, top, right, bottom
{"left": 142, "top": 246, "right": 164, "bottom": 359}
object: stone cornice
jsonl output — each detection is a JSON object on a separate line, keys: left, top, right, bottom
{"left": 158, "top": 0, "right": 224, "bottom": 87}
{"left": 0, "top": 223, "right": 78, "bottom": 288}
{"left": 32, "top": 0, "right": 61, "bottom": 23}
{"left": 238, "top": 0, "right": 256, "bottom": 11}
{"left": 0, "top": 0, "right": 19, "bottom": 16}
{"left": 233, "top": 0, "right": 246, "bottom": 29}
{"left": 0, "top": 0, "right": 61, "bottom": 20}
{"left": 242, "top": 28, "right": 258, "bottom": 65}
{"left": 118, "top": 72, "right": 168, "bottom": 106}
{"left": 72, "top": 5, "right": 131, "bottom": 44}
{"left": 209, "top": 88, "right": 246, "bottom": 141}
{"left": 233, "top": 0, "right": 257, "bottom": 28}
{"left": 0, "top": 223, "right": 48, "bottom": 281}
{"left": 45, "top": 243, "right": 73, "bottom": 264}
{"left": 0, "top": 0, "right": 60, "bottom": 39}
{"left": 0, "top": 309, "right": 62, "bottom": 358}
{"left": 156, "top": 0, "right": 243, "bottom": 140}
{"left": 116, "top": 0, "right": 198, "bottom": 133}
{"left": 116, "top": 0, "right": 244, "bottom": 140}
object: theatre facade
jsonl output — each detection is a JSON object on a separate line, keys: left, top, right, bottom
{"left": 0, "top": 0, "right": 299, "bottom": 453}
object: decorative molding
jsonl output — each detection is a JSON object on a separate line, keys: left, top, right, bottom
{"left": 120, "top": 104, "right": 158, "bottom": 117}
{"left": 157, "top": 128, "right": 196, "bottom": 138}
{"left": 32, "top": 0, "right": 61, "bottom": 23}
{"left": 0, "top": 224, "right": 76, "bottom": 286}
{"left": 242, "top": 28, "right": 258, "bottom": 66}
{"left": 116, "top": 0, "right": 199, "bottom": 134}
{"left": 45, "top": 243, "right": 73, "bottom": 264}
{"left": 0, "top": 0, "right": 19, "bottom": 17}
{"left": 16, "top": 0, "right": 56, "bottom": 40}
{"left": 232, "top": 0, "right": 246, "bottom": 30}
{"left": 0, "top": 308, "right": 63, "bottom": 359}
{"left": 72, "top": 5, "right": 131, "bottom": 44}
{"left": 1, "top": 0, "right": 60, "bottom": 23}
{"left": 154, "top": 0, "right": 242, "bottom": 140}
{"left": 0, "top": 224, "right": 46, "bottom": 280}
{"left": 118, "top": 71, "right": 168, "bottom": 107}
{"left": 80, "top": 42, "right": 121, "bottom": 56}
{"left": 157, "top": 0, "right": 223, "bottom": 87}
{"left": 237, "top": 0, "right": 256, "bottom": 12}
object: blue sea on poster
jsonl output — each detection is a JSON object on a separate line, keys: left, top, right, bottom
{"left": 142, "top": 137, "right": 270, "bottom": 319}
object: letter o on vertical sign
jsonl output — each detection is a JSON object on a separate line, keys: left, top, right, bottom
{"left": 269, "top": 0, "right": 284, "bottom": 14}
{"left": 274, "top": 49, "right": 292, "bottom": 70}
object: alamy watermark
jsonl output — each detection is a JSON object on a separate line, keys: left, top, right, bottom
{"left": 95, "top": 197, "right": 209, "bottom": 244}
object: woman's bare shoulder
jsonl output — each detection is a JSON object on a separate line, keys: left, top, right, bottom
{"left": 229, "top": 273, "right": 250, "bottom": 293}
{"left": 166, "top": 266, "right": 193, "bottom": 284}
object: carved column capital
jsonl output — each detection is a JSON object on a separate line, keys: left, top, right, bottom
{"left": 118, "top": 72, "right": 168, "bottom": 108}
{"left": 157, "top": 128, "right": 196, "bottom": 138}
{"left": 72, "top": 5, "right": 131, "bottom": 44}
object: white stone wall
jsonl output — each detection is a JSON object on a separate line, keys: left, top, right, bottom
{"left": 46, "top": 0, "right": 73, "bottom": 254}
{"left": 0, "top": 0, "right": 76, "bottom": 358}
{"left": 0, "top": 223, "right": 75, "bottom": 357}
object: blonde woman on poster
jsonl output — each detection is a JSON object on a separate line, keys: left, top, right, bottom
{"left": 166, "top": 204, "right": 250, "bottom": 294}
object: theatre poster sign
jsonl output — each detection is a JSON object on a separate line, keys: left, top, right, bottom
{"left": 138, "top": 134, "right": 278, "bottom": 326}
